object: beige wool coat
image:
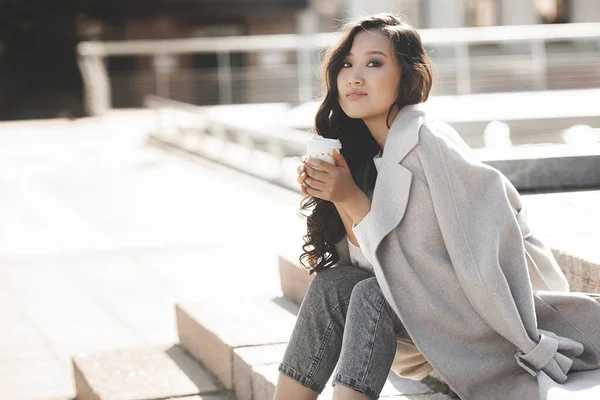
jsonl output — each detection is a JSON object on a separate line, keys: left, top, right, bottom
{"left": 337, "top": 103, "right": 600, "bottom": 399}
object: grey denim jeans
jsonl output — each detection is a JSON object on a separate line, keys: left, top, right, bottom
{"left": 279, "top": 265, "right": 410, "bottom": 400}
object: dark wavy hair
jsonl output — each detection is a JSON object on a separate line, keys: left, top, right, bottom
{"left": 299, "top": 13, "right": 433, "bottom": 274}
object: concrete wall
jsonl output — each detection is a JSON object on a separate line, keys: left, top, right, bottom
{"left": 343, "top": 0, "right": 396, "bottom": 19}
{"left": 393, "top": 0, "right": 423, "bottom": 27}
{"left": 571, "top": 0, "right": 600, "bottom": 23}
{"left": 500, "top": 0, "right": 537, "bottom": 25}
{"left": 412, "top": 0, "right": 600, "bottom": 27}
{"left": 423, "top": 0, "right": 465, "bottom": 28}
{"left": 341, "top": 0, "right": 422, "bottom": 26}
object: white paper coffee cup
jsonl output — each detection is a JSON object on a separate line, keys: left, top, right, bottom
{"left": 306, "top": 137, "right": 342, "bottom": 166}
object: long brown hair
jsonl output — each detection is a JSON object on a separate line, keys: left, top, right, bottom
{"left": 299, "top": 13, "right": 433, "bottom": 273}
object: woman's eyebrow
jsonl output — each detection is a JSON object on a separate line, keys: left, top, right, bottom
{"left": 347, "top": 50, "right": 388, "bottom": 58}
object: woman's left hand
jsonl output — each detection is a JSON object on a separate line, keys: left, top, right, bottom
{"left": 301, "top": 150, "right": 360, "bottom": 204}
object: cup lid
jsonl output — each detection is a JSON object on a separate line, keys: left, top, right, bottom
{"left": 306, "top": 136, "right": 342, "bottom": 149}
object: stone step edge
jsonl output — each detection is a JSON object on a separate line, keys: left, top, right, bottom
{"left": 71, "top": 343, "right": 226, "bottom": 400}
{"left": 175, "top": 296, "right": 450, "bottom": 400}
{"left": 175, "top": 300, "right": 297, "bottom": 397}
{"left": 550, "top": 247, "right": 600, "bottom": 294}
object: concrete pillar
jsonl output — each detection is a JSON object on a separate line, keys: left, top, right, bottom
{"left": 424, "top": 0, "right": 465, "bottom": 29}
{"left": 78, "top": 55, "right": 111, "bottom": 116}
{"left": 570, "top": 0, "right": 600, "bottom": 23}
{"left": 500, "top": 0, "right": 537, "bottom": 25}
{"left": 296, "top": 8, "right": 319, "bottom": 103}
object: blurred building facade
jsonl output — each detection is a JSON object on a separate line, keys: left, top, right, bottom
{"left": 346, "top": 0, "right": 599, "bottom": 28}
{"left": 0, "top": 0, "right": 314, "bottom": 119}
{"left": 1, "top": 0, "right": 599, "bottom": 119}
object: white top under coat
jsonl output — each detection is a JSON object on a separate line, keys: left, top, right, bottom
{"left": 347, "top": 150, "right": 382, "bottom": 273}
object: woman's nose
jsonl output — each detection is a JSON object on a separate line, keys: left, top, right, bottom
{"left": 348, "top": 76, "right": 363, "bottom": 85}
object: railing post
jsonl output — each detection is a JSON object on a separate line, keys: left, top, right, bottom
{"left": 455, "top": 42, "right": 471, "bottom": 95}
{"left": 531, "top": 39, "right": 548, "bottom": 91}
{"left": 153, "top": 54, "right": 175, "bottom": 99}
{"left": 297, "top": 37, "right": 313, "bottom": 103}
{"left": 217, "top": 51, "right": 233, "bottom": 104}
{"left": 297, "top": 9, "right": 318, "bottom": 103}
{"left": 78, "top": 54, "right": 112, "bottom": 116}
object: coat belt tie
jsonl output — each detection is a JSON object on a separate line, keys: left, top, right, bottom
{"left": 515, "top": 330, "right": 584, "bottom": 382}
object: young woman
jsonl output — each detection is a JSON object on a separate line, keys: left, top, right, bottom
{"left": 274, "top": 13, "right": 600, "bottom": 400}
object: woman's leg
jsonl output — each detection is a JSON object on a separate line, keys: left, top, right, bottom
{"left": 333, "top": 277, "right": 408, "bottom": 400}
{"left": 273, "top": 373, "right": 319, "bottom": 400}
{"left": 275, "top": 265, "right": 372, "bottom": 399}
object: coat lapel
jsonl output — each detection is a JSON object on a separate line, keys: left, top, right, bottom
{"left": 367, "top": 104, "right": 427, "bottom": 254}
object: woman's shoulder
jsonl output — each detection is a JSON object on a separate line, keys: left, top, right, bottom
{"left": 418, "top": 117, "right": 462, "bottom": 145}
{"left": 416, "top": 116, "right": 476, "bottom": 160}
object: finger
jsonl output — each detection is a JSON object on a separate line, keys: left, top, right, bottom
{"left": 332, "top": 150, "right": 349, "bottom": 168}
{"left": 304, "top": 176, "right": 326, "bottom": 191}
{"left": 306, "top": 158, "right": 335, "bottom": 174}
{"left": 304, "top": 164, "right": 328, "bottom": 181}
{"left": 303, "top": 182, "right": 323, "bottom": 198}
{"left": 297, "top": 164, "right": 306, "bottom": 174}
{"left": 303, "top": 178, "right": 323, "bottom": 192}
{"left": 296, "top": 171, "right": 307, "bottom": 184}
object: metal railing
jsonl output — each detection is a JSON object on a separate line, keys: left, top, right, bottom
{"left": 145, "top": 95, "right": 307, "bottom": 190}
{"left": 146, "top": 94, "right": 600, "bottom": 193}
{"left": 78, "top": 23, "right": 600, "bottom": 115}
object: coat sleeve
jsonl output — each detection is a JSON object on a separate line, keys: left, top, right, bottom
{"left": 417, "top": 121, "right": 582, "bottom": 383}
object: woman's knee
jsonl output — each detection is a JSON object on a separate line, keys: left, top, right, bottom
{"left": 350, "top": 277, "right": 384, "bottom": 306}
{"left": 304, "top": 265, "right": 370, "bottom": 306}
{"left": 349, "top": 277, "right": 407, "bottom": 338}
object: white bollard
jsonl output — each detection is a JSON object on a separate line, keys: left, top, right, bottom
{"left": 562, "top": 124, "right": 597, "bottom": 146}
{"left": 483, "top": 120, "right": 512, "bottom": 149}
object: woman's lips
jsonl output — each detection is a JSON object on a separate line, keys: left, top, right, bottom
{"left": 346, "top": 93, "right": 367, "bottom": 100}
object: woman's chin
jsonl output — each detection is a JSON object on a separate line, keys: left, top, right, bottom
{"left": 342, "top": 109, "right": 369, "bottom": 120}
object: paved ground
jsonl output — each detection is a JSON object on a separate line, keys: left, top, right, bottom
{"left": 0, "top": 111, "right": 599, "bottom": 400}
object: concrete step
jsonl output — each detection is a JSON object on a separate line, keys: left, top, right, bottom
{"left": 277, "top": 252, "right": 313, "bottom": 306}
{"left": 176, "top": 297, "right": 298, "bottom": 398}
{"left": 278, "top": 245, "right": 313, "bottom": 303}
{"left": 233, "top": 344, "right": 287, "bottom": 400}
{"left": 72, "top": 344, "right": 228, "bottom": 400}
{"left": 175, "top": 294, "right": 453, "bottom": 400}
{"left": 550, "top": 247, "right": 600, "bottom": 294}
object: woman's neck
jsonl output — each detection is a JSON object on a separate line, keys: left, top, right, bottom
{"left": 363, "top": 107, "right": 400, "bottom": 150}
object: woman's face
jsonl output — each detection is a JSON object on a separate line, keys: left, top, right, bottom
{"left": 337, "top": 30, "right": 401, "bottom": 122}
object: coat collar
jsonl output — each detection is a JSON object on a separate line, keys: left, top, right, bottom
{"left": 381, "top": 102, "right": 428, "bottom": 164}
{"left": 366, "top": 103, "right": 428, "bottom": 255}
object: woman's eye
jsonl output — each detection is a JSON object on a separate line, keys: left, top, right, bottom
{"left": 341, "top": 60, "right": 381, "bottom": 68}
